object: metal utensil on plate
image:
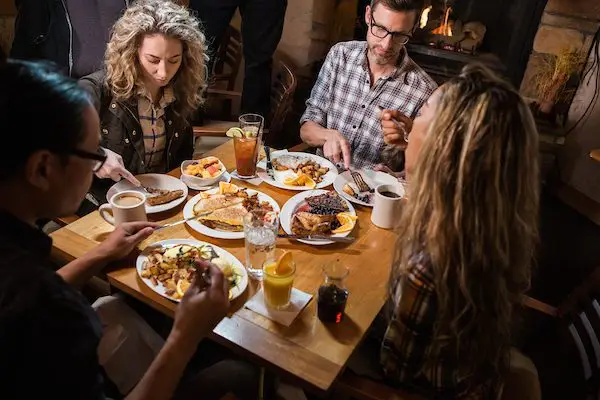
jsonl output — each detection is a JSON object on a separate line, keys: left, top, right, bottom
{"left": 264, "top": 145, "right": 275, "bottom": 179}
{"left": 350, "top": 170, "right": 373, "bottom": 193}
{"left": 277, "top": 234, "right": 355, "bottom": 243}
{"left": 154, "top": 210, "right": 213, "bottom": 231}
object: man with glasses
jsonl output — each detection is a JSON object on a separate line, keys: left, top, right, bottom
{"left": 300, "top": 0, "right": 436, "bottom": 171}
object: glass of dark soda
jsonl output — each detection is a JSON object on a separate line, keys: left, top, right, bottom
{"left": 317, "top": 262, "right": 349, "bottom": 323}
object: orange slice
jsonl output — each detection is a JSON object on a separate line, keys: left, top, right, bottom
{"left": 176, "top": 279, "right": 191, "bottom": 297}
{"left": 275, "top": 251, "right": 294, "bottom": 275}
{"left": 303, "top": 175, "right": 316, "bottom": 189}
{"left": 283, "top": 173, "right": 315, "bottom": 188}
{"left": 332, "top": 212, "right": 358, "bottom": 234}
{"left": 219, "top": 181, "right": 239, "bottom": 194}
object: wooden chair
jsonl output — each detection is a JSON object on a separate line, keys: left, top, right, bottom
{"left": 194, "top": 58, "right": 298, "bottom": 146}
{"left": 211, "top": 25, "right": 243, "bottom": 92}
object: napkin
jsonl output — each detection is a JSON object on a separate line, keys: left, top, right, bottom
{"left": 245, "top": 288, "right": 313, "bottom": 327}
{"left": 230, "top": 170, "right": 264, "bottom": 186}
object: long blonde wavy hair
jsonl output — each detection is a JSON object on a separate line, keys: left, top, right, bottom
{"left": 390, "top": 65, "right": 539, "bottom": 393}
{"left": 104, "top": 0, "right": 208, "bottom": 119}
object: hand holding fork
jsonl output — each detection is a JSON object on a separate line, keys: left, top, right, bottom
{"left": 377, "top": 106, "right": 411, "bottom": 149}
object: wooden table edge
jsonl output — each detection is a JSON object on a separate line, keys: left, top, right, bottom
{"left": 51, "top": 226, "right": 343, "bottom": 392}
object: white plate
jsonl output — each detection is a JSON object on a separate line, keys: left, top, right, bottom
{"left": 181, "top": 170, "right": 232, "bottom": 191}
{"left": 183, "top": 188, "right": 280, "bottom": 239}
{"left": 136, "top": 238, "right": 248, "bottom": 302}
{"left": 333, "top": 170, "right": 400, "bottom": 207}
{"left": 106, "top": 174, "right": 188, "bottom": 214}
{"left": 280, "top": 189, "right": 356, "bottom": 245}
{"left": 257, "top": 152, "right": 338, "bottom": 191}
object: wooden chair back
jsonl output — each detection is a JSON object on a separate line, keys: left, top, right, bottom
{"left": 266, "top": 59, "right": 297, "bottom": 143}
{"left": 211, "top": 25, "right": 243, "bottom": 91}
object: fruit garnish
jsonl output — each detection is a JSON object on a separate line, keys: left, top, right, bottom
{"left": 176, "top": 279, "right": 191, "bottom": 297}
{"left": 303, "top": 175, "right": 316, "bottom": 189}
{"left": 275, "top": 251, "right": 294, "bottom": 275}
{"left": 283, "top": 173, "right": 315, "bottom": 188}
{"left": 219, "top": 181, "right": 239, "bottom": 194}
{"left": 332, "top": 212, "right": 358, "bottom": 234}
{"left": 226, "top": 127, "right": 245, "bottom": 138}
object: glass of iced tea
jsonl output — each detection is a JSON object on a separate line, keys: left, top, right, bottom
{"left": 234, "top": 113, "right": 264, "bottom": 178}
{"left": 262, "top": 250, "right": 296, "bottom": 310}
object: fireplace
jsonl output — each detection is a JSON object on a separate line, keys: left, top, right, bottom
{"left": 355, "top": 0, "right": 548, "bottom": 87}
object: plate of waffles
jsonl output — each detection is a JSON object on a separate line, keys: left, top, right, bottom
{"left": 183, "top": 181, "right": 280, "bottom": 240}
{"left": 279, "top": 189, "right": 357, "bottom": 245}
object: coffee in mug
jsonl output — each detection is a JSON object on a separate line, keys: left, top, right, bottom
{"left": 114, "top": 194, "right": 144, "bottom": 207}
{"left": 99, "top": 190, "right": 147, "bottom": 226}
{"left": 379, "top": 191, "right": 401, "bottom": 199}
{"left": 371, "top": 184, "right": 405, "bottom": 230}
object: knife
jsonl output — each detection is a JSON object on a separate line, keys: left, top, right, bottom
{"left": 278, "top": 234, "right": 355, "bottom": 243}
{"left": 154, "top": 210, "right": 213, "bottom": 231}
{"left": 264, "top": 145, "right": 275, "bottom": 179}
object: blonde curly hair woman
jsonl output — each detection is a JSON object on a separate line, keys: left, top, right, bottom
{"left": 79, "top": 0, "right": 208, "bottom": 206}
{"left": 372, "top": 65, "right": 540, "bottom": 398}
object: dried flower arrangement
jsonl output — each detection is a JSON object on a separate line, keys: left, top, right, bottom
{"left": 532, "top": 48, "right": 586, "bottom": 115}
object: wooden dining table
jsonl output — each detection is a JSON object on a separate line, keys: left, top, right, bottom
{"left": 50, "top": 140, "right": 398, "bottom": 394}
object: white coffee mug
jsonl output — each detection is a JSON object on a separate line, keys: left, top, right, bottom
{"left": 371, "top": 184, "right": 405, "bottom": 229}
{"left": 99, "top": 190, "right": 147, "bottom": 225}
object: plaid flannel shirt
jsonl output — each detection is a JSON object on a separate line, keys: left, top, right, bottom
{"left": 138, "top": 86, "right": 175, "bottom": 172}
{"left": 381, "top": 253, "right": 490, "bottom": 399}
{"left": 300, "top": 41, "right": 437, "bottom": 170}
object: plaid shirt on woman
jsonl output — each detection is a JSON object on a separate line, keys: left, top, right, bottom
{"left": 300, "top": 41, "right": 437, "bottom": 170}
{"left": 138, "top": 86, "right": 175, "bottom": 172}
{"left": 381, "top": 253, "right": 491, "bottom": 399}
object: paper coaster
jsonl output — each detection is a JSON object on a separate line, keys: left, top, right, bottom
{"left": 230, "top": 170, "right": 264, "bottom": 186}
{"left": 245, "top": 288, "right": 313, "bottom": 327}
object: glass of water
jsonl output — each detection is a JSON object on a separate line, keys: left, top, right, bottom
{"left": 243, "top": 210, "right": 278, "bottom": 280}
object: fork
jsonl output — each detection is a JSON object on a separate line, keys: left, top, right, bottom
{"left": 350, "top": 170, "right": 373, "bottom": 193}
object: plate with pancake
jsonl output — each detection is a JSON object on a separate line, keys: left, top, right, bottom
{"left": 280, "top": 189, "right": 357, "bottom": 245}
{"left": 257, "top": 152, "right": 337, "bottom": 191}
{"left": 183, "top": 182, "right": 280, "bottom": 239}
{"left": 107, "top": 173, "right": 188, "bottom": 214}
{"left": 137, "top": 238, "right": 248, "bottom": 302}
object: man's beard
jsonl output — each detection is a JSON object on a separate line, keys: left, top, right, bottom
{"left": 368, "top": 44, "right": 398, "bottom": 65}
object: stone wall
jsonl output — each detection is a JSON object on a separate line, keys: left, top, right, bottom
{"left": 520, "top": 0, "right": 600, "bottom": 97}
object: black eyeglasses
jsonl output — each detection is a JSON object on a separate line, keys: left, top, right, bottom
{"left": 69, "top": 148, "right": 107, "bottom": 172}
{"left": 370, "top": 15, "right": 412, "bottom": 45}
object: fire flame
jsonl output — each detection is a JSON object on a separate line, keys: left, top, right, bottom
{"left": 431, "top": 6, "right": 453, "bottom": 36}
{"left": 420, "top": 6, "right": 432, "bottom": 29}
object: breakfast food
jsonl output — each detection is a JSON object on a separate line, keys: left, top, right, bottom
{"left": 291, "top": 191, "right": 355, "bottom": 236}
{"left": 283, "top": 173, "right": 316, "bottom": 189}
{"left": 343, "top": 183, "right": 372, "bottom": 204}
{"left": 146, "top": 189, "right": 185, "bottom": 206}
{"left": 272, "top": 155, "right": 329, "bottom": 184}
{"left": 184, "top": 156, "right": 224, "bottom": 179}
{"left": 192, "top": 182, "right": 273, "bottom": 232}
{"left": 140, "top": 243, "right": 241, "bottom": 300}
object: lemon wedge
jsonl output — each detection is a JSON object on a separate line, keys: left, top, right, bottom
{"left": 225, "top": 127, "right": 244, "bottom": 138}
{"left": 332, "top": 212, "right": 358, "bottom": 234}
{"left": 176, "top": 279, "right": 191, "bottom": 297}
{"left": 275, "top": 251, "right": 294, "bottom": 275}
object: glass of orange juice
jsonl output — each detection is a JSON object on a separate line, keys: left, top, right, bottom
{"left": 262, "top": 250, "right": 296, "bottom": 310}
